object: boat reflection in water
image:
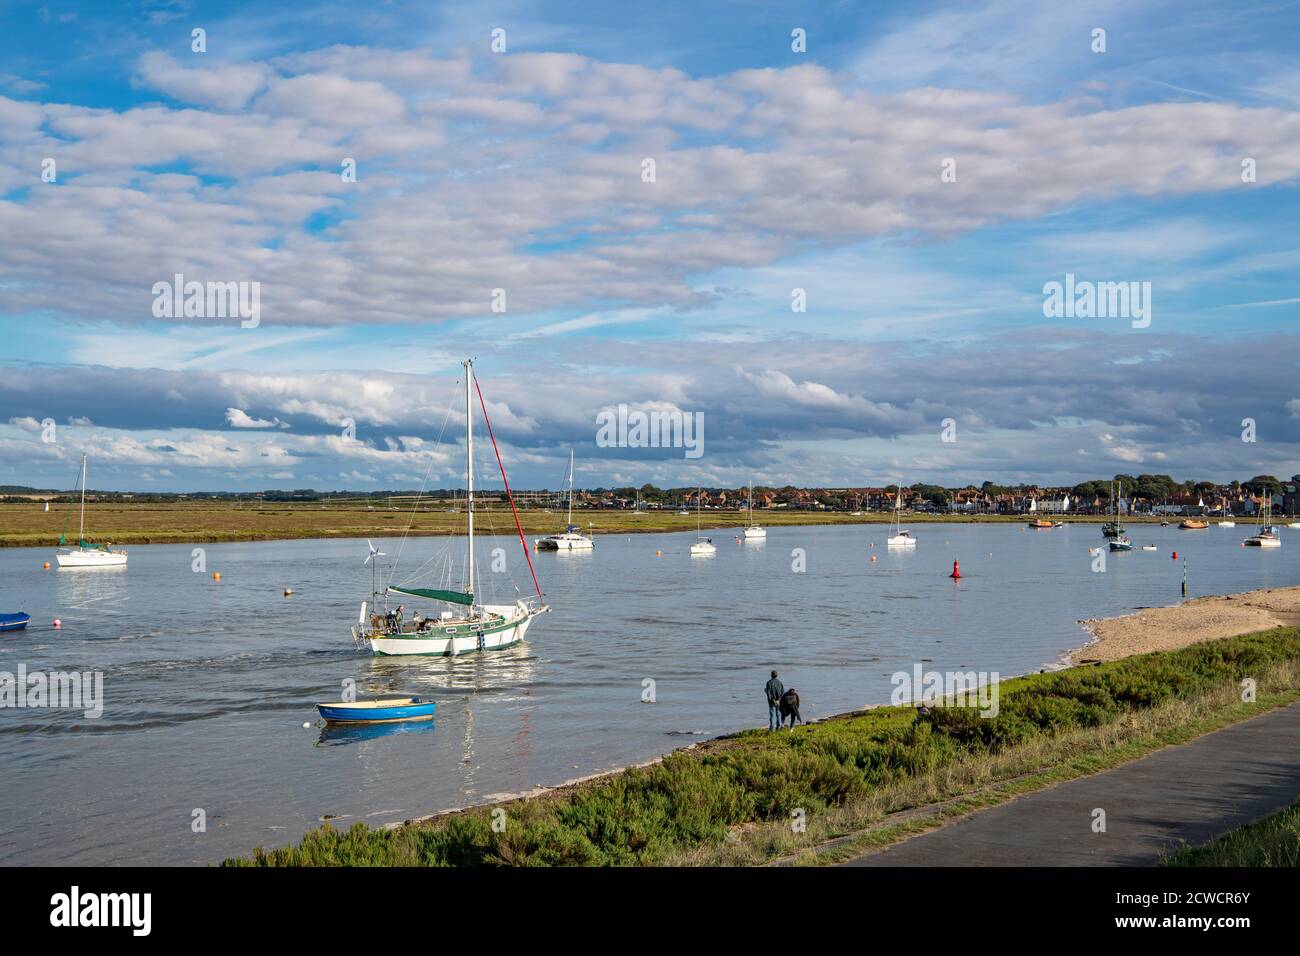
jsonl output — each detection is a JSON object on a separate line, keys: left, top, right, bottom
{"left": 317, "top": 718, "right": 436, "bottom": 748}
{"left": 319, "top": 644, "right": 539, "bottom": 761}
{"left": 54, "top": 562, "right": 128, "bottom": 616}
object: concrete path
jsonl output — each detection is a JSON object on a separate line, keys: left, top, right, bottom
{"left": 845, "top": 701, "right": 1300, "bottom": 866}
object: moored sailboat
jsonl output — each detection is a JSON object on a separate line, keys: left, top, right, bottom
{"left": 535, "top": 449, "right": 594, "bottom": 551}
{"left": 886, "top": 486, "right": 917, "bottom": 546}
{"left": 690, "top": 487, "right": 716, "bottom": 555}
{"left": 1244, "top": 496, "right": 1281, "bottom": 549}
{"left": 355, "top": 359, "right": 549, "bottom": 656}
{"left": 1105, "top": 480, "right": 1131, "bottom": 550}
{"left": 741, "top": 481, "right": 765, "bottom": 539}
{"left": 1218, "top": 496, "right": 1235, "bottom": 527}
{"left": 55, "top": 452, "right": 127, "bottom": 568}
{"left": 1101, "top": 480, "right": 1125, "bottom": 540}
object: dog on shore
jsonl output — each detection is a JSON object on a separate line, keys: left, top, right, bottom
{"left": 779, "top": 688, "right": 802, "bottom": 728}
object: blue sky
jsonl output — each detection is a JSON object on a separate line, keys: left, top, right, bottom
{"left": 1, "top": 0, "right": 1298, "bottom": 492}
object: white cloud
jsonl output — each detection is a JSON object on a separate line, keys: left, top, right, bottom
{"left": 2, "top": 46, "right": 1298, "bottom": 330}
{"left": 134, "top": 52, "right": 272, "bottom": 111}
{"left": 225, "top": 408, "right": 288, "bottom": 429}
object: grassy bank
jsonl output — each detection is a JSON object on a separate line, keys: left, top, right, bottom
{"left": 228, "top": 627, "right": 1300, "bottom": 867}
{"left": 1163, "top": 800, "right": 1300, "bottom": 867}
{"left": 0, "top": 500, "right": 1171, "bottom": 548}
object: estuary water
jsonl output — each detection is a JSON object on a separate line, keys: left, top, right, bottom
{"left": 1, "top": 521, "right": 1297, "bottom": 865}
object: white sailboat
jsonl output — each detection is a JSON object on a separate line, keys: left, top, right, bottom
{"left": 886, "top": 486, "right": 917, "bottom": 547}
{"left": 1217, "top": 496, "right": 1235, "bottom": 527}
{"left": 1244, "top": 496, "right": 1281, "bottom": 548}
{"left": 690, "top": 488, "right": 716, "bottom": 555}
{"left": 535, "top": 449, "right": 594, "bottom": 551}
{"left": 55, "top": 452, "right": 128, "bottom": 568}
{"left": 741, "top": 481, "right": 766, "bottom": 539}
{"left": 1108, "top": 481, "right": 1132, "bottom": 551}
{"left": 359, "top": 359, "right": 549, "bottom": 656}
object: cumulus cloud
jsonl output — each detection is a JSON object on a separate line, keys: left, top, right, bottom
{"left": 2, "top": 45, "right": 1298, "bottom": 329}
{"left": 225, "top": 408, "right": 289, "bottom": 429}
{"left": 134, "top": 52, "right": 272, "bottom": 111}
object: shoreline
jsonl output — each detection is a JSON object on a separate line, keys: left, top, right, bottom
{"left": 0, "top": 505, "right": 1202, "bottom": 549}
{"left": 1068, "top": 585, "right": 1300, "bottom": 664}
{"left": 307, "top": 583, "right": 1300, "bottom": 857}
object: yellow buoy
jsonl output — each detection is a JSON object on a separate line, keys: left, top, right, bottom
{"left": 42, "top": 562, "right": 50, "bottom": 569}
{"left": 212, "top": 572, "right": 221, "bottom": 581}
{"left": 655, "top": 550, "right": 661, "bottom": 556}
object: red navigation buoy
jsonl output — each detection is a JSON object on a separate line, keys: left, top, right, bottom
{"left": 950, "top": 560, "right": 962, "bottom": 579}
{"left": 1171, "top": 551, "right": 1178, "bottom": 560}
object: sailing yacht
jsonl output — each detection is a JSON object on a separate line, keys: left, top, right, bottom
{"left": 1218, "top": 497, "right": 1235, "bottom": 527}
{"left": 741, "top": 482, "right": 766, "bottom": 539}
{"left": 886, "top": 486, "right": 917, "bottom": 546}
{"left": 535, "top": 449, "right": 594, "bottom": 551}
{"left": 55, "top": 452, "right": 128, "bottom": 568}
{"left": 358, "top": 359, "right": 549, "bottom": 656}
{"left": 690, "top": 488, "right": 716, "bottom": 555}
{"left": 1106, "top": 481, "right": 1132, "bottom": 551}
{"left": 1244, "top": 496, "right": 1281, "bottom": 548}
{"left": 1102, "top": 480, "right": 1126, "bottom": 540}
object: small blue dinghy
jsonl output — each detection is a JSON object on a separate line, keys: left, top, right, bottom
{"left": 0, "top": 612, "right": 30, "bottom": 633}
{"left": 316, "top": 696, "right": 436, "bottom": 724}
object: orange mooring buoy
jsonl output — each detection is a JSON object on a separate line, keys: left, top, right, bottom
{"left": 42, "top": 562, "right": 50, "bottom": 570}
{"left": 869, "top": 554, "right": 877, "bottom": 562}
{"left": 1171, "top": 551, "right": 1178, "bottom": 561}
{"left": 212, "top": 571, "right": 221, "bottom": 581}
{"left": 950, "top": 560, "right": 962, "bottom": 579}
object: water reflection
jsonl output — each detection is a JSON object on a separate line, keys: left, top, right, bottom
{"left": 54, "top": 564, "right": 129, "bottom": 616}
{"left": 357, "top": 643, "right": 539, "bottom": 695}
{"left": 316, "top": 718, "right": 436, "bottom": 748}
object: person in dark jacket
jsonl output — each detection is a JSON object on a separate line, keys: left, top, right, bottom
{"left": 779, "top": 688, "right": 802, "bottom": 728}
{"left": 765, "top": 670, "right": 784, "bottom": 731}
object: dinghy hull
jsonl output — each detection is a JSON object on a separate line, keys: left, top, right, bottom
{"left": 0, "top": 612, "right": 30, "bottom": 632}
{"left": 316, "top": 697, "right": 437, "bottom": 723}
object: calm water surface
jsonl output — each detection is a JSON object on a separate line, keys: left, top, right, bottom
{"left": 1, "top": 521, "right": 1297, "bottom": 864}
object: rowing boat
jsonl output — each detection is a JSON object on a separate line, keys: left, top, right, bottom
{"left": 315, "top": 697, "right": 437, "bottom": 724}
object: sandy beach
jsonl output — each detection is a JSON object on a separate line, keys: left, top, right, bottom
{"left": 1072, "top": 585, "right": 1300, "bottom": 663}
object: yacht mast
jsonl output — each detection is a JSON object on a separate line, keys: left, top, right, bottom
{"left": 79, "top": 451, "right": 87, "bottom": 540}
{"left": 567, "top": 448, "right": 574, "bottom": 527}
{"left": 464, "top": 359, "right": 475, "bottom": 606}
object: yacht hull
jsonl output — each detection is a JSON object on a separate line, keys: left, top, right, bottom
{"left": 535, "top": 535, "right": 593, "bottom": 551}
{"left": 56, "top": 548, "right": 128, "bottom": 568}
{"left": 367, "top": 605, "right": 542, "bottom": 656}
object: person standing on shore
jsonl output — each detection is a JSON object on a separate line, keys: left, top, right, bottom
{"left": 765, "top": 670, "right": 785, "bottom": 731}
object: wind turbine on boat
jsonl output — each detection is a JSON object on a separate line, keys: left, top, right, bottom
{"left": 365, "top": 539, "right": 385, "bottom": 600}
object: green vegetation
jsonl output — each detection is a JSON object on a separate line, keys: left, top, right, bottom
{"left": 1163, "top": 800, "right": 1300, "bottom": 867}
{"left": 0, "top": 501, "right": 1172, "bottom": 549}
{"left": 228, "top": 627, "right": 1300, "bottom": 867}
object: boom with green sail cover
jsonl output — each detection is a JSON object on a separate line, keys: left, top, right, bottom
{"left": 387, "top": 585, "right": 474, "bottom": 606}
